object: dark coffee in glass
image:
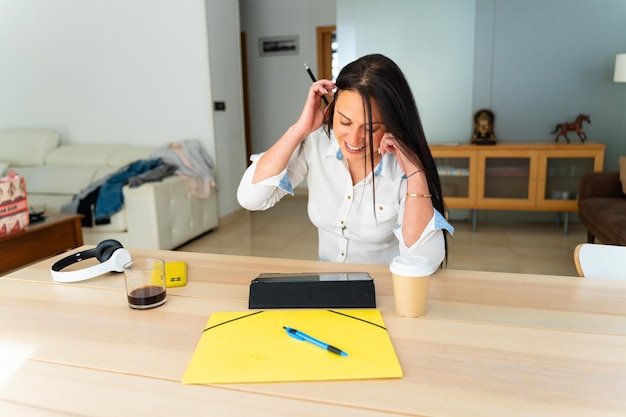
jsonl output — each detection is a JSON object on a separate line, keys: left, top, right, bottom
{"left": 127, "top": 285, "right": 166, "bottom": 309}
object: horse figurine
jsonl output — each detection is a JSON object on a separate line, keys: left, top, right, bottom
{"left": 551, "top": 114, "right": 590, "bottom": 143}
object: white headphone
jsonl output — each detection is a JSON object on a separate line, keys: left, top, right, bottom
{"left": 50, "top": 239, "right": 131, "bottom": 283}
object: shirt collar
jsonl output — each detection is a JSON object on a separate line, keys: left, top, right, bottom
{"left": 325, "top": 130, "right": 341, "bottom": 159}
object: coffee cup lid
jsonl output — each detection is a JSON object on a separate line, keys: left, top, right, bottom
{"left": 389, "top": 255, "right": 434, "bottom": 276}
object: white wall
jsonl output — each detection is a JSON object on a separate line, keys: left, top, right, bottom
{"left": 0, "top": 0, "right": 215, "bottom": 149}
{"left": 239, "top": 0, "right": 337, "bottom": 154}
{"left": 337, "top": 0, "right": 476, "bottom": 144}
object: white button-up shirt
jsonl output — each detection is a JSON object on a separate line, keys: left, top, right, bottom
{"left": 237, "top": 128, "right": 453, "bottom": 267}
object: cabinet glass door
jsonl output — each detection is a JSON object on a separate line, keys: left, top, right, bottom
{"left": 484, "top": 157, "right": 531, "bottom": 199}
{"left": 436, "top": 157, "right": 470, "bottom": 199}
{"left": 545, "top": 157, "right": 595, "bottom": 201}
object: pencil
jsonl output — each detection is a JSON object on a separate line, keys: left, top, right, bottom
{"left": 304, "top": 63, "right": 329, "bottom": 105}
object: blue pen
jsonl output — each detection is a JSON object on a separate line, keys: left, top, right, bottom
{"left": 283, "top": 326, "right": 348, "bottom": 357}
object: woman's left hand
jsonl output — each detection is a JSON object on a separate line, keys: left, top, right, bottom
{"left": 378, "top": 133, "right": 421, "bottom": 175}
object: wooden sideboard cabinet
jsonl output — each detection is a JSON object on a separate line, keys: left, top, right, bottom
{"left": 430, "top": 142, "right": 605, "bottom": 233}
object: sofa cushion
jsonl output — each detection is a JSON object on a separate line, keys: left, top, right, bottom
{"left": 619, "top": 156, "right": 626, "bottom": 194}
{"left": 20, "top": 165, "right": 98, "bottom": 194}
{"left": 43, "top": 144, "right": 121, "bottom": 166}
{"left": 107, "top": 145, "right": 158, "bottom": 167}
{"left": 94, "top": 166, "right": 119, "bottom": 181}
{"left": 0, "top": 130, "right": 60, "bottom": 165}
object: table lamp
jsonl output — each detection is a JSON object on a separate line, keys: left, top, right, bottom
{"left": 615, "top": 53, "right": 626, "bottom": 83}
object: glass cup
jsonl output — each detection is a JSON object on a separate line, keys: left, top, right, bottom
{"left": 123, "top": 258, "right": 167, "bottom": 309}
{"left": 389, "top": 256, "right": 434, "bottom": 318}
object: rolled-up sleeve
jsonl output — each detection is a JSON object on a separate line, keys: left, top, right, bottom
{"left": 237, "top": 150, "right": 308, "bottom": 211}
{"left": 394, "top": 210, "right": 454, "bottom": 269}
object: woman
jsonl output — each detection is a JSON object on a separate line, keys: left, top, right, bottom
{"left": 238, "top": 54, "right": 453, "bottom": 267}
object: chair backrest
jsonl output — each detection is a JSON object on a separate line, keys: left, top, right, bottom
{"left": 574, "top": 243, "right": 626, "bottom": 279}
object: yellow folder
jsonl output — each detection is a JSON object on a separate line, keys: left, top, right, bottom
{"left": 182, "top": 309, "right": 403, "bottom": 384}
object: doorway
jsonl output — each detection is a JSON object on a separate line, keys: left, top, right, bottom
{"left": 316, "top": 25, "right": 337, "bottom": 81}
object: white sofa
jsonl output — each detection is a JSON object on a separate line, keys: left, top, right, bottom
{"left": 0, "top": 129, "right": 219, "bottom": 249}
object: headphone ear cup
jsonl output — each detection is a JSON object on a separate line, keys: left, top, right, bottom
{"left": 108, "top": 248, "right": 132, "bottom": 272}
{"left": 95, "top": 239, "right": 124, "bottom": 262}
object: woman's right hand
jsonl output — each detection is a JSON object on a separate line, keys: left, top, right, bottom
{"left": 292, "top": 80, "right": 336, "bottom": 139}
{"left": 251, "top": 80, "right": 335, "bottom": 184}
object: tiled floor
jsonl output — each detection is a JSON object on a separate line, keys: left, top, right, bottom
{"left": 177, "top": 194, "right": 587, "bottom": 277}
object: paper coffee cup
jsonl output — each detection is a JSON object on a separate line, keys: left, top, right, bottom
{"left": 389, "top": 256, "right": 434, "bottom": 318}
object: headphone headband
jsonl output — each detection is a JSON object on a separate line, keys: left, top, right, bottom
{"left": 50, "top": 240, "right": 131, "bottom": 283}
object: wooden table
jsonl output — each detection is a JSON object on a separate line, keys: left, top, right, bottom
{"left": 0, "top": 213, "right": 83, "bottom": 276}
{"left": 1, "top": 248, "right": 626, "bottom": 416}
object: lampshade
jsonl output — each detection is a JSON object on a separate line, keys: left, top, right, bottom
{"left": 615, "top": 53, "right": 626, "bottom": 83}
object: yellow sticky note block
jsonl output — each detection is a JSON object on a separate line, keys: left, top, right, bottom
{"left": 182, "top": 309, "right": 403, "bottom": 384}
{"left": 165, "top": 261, "right": 187, "bottom": 287}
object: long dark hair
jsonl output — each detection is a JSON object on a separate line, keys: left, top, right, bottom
{"left": 324, "top": 53, "right": 449, "bottom": 262}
